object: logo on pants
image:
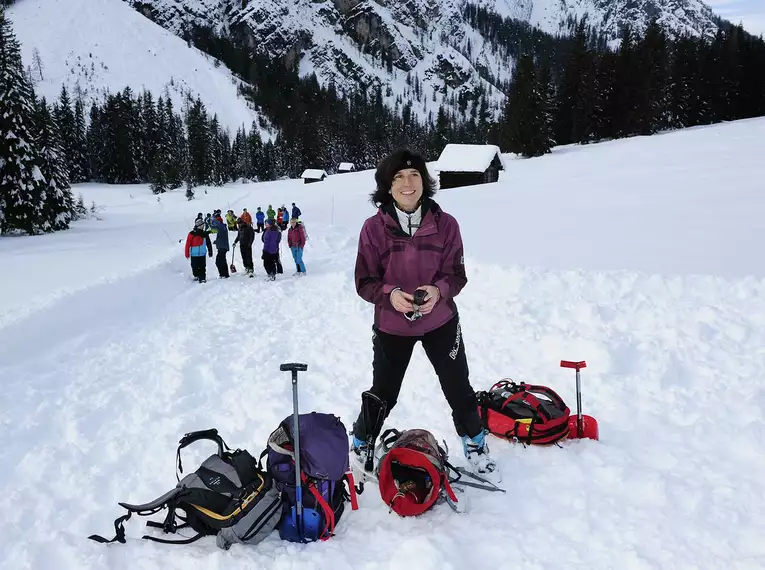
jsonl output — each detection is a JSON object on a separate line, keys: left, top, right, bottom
{"left": 449, "top": 322, "right": 462, "bottom": 360}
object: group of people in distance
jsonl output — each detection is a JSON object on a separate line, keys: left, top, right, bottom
{"left": 184, "top": 202, "right": 307, "bottom": 282}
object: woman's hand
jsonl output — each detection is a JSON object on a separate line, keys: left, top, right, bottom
{"left": 415, "top": 285, "right": 441, "bottom": 315}
{"left": 390, "top": 289, "right": 414, "bottom": 313}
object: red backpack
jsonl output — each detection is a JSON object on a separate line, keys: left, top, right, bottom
{"left": 375, "top": 429, "right": 458, "bottom": 517}
{"left": 476, "top": 380, "right": 570, "bottom": 445}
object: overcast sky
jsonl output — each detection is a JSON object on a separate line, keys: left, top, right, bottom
{"left": 706, "top": 0, "right": 765, "bottom": 37}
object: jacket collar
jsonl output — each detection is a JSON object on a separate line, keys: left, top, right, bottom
{"left": 380, "top": 198, "right": 440, "bottom": 238}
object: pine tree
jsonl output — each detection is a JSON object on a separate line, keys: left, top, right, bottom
{"left": 501, "top": 54, "right": 554, "bottom": 157}
{"left": 556, "top": 19, "right": 599, "bottom": 144}
{"left": 34, "top": 97, "right": 73, "bottom": 230}
{"left": 148, "top": 95, "right": 169, "bottom": 194}
{"left": 208, "top": 114, "right": 224, "bottom": 186}
{"left": 635, "top": 19, "right": 671, "bottom": 134}
{"left": 0, "top": 10, "right": 47, "bottom": 235}
{"left": 86, "top": 102, "right": 103, "bottom": 181}
{"left": 186, "top": 97, "right": 209, "bottom": 186}
{"left": 100, "top": 90, "right": 139, "bottom": 183}
{"left": 71, "top": 97, "right": 89, "bottom": 182}
{"left": 53, "top": 85, "right": 76, "bottom": 182}
{"left": 140, "top": 90, "right": 157, "bottom": 182}
{"left": 164, "top": 97, "right": 185, "bottom": 189}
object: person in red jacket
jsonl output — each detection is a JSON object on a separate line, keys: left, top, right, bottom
{"left": 287, "top": 218, "right": 307, "bottom": 275}
{"left": 184, "top": 218, "right": 213, "bottom": 283}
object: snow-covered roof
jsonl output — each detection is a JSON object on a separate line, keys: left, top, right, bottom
{"left": 434, "top": 144, "right": 506, "bottom": 173}
{"left": 338, "top": 162, "right": 355, "bottom": 170}
{"left": 301, "top": 169, "right": 328, "bottom": 179}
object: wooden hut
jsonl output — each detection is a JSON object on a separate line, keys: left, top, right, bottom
{"left": 434, "top": 144, "right": 505, "bottom": 189}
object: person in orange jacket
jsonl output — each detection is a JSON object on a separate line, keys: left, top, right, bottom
{"left": 184, "top": 218, "right": 213, "bottom": 283}
{"left": 241, "top": 208, "right": 253, "bottom": 226}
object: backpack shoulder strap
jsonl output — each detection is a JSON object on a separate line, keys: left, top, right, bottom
{"left": 88, "top": 512, "right": 133, "bottom": 544}
{"left": 88, "top": 487, "right": 186, "bottom": 544}
{"left": 176, "top": 428, "right": 228, "bottom": 479}
{"left": 523, "top": 384, "right": 569, "bottom": 413}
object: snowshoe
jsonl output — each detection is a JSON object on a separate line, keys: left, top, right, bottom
{"left": 462, "top": 431, "right": 501, "bottom": 484}
{"left": 350, "top": 437, "right": 378, "bottom": 484}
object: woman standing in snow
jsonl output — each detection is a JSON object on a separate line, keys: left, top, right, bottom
{"left": 261, "top": 219, "right": 282, "bottom": 280}
{"left": 350, "top": 148, "right": 497, "bottom": 478}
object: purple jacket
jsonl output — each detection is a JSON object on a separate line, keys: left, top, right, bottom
{"left": 354, "top": 199, "right": 467, "bottom": 336}
{"left": 262, "top": 226, "right": 281, "bottom": 254}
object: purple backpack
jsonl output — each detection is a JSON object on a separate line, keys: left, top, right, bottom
{"left": 265, "top": 412, "right": 358, "bottom": 541}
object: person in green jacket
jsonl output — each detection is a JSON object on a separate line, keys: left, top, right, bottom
{"left": 266, "top": 204, "right": 276, "bottom": 221}
{"left": 225, "top": 209, "right": 237, "bottom": 231}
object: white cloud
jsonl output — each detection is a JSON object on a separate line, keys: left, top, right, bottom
{"left": 705, "top": 0, "right": 765, "bottom": 36}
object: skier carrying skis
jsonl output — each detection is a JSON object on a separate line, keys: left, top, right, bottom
{"left": 351, "top": 148, "right": 498, "bottom": 478}
{"left": 184, "top": 218, "right": 213, "bottom": 283}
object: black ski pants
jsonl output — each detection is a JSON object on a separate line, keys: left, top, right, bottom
{"left": 240, "top": 244, "right": 253, "bottom": 271}
{"left": 353, "top": 314, "right": 481, "bottom": 441}
{"left": 190, "top": 255, "right": 207, "bottom": 282}
{"left": 262, "top": 251, "right": 279, "bottom": 276}
{"left": 215, "top": 250, "right": 229, "bottom": 278}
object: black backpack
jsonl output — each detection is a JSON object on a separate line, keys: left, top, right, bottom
{"left": 88, "top": 429, "right": 283, "bottom": 549}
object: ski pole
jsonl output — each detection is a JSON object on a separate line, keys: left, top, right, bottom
{"left": 280, "top": 363, "right": 308, "bottom": 539}
{"left": 561, "top": 360, "right": 586, "bottom": 438}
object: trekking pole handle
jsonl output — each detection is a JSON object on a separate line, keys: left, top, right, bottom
{"left": 281, "top": 362, "right": 307, "bottom": 533}
{"left": 561, "top": 360, "right": 585, "bottom": 438}
{"left": 280, "top": 363, "right": 308, "bottom": 373}
{"left": 560, "top": 360, "right": 586, "bottom": 370}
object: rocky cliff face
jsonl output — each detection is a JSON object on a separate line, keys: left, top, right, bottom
{"left": 123, "top": 0, "right": 720, "bottom": 121}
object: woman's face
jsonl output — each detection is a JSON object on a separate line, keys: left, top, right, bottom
{"left": 391, "top": 168, "right": 423, "bottom": 212}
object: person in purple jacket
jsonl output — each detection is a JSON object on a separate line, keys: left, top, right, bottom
{"left": 261, "top": 219, "right": 282, "bottom": 280}
{"left": 350, "top": 148, "right": 498, "bottom": 479}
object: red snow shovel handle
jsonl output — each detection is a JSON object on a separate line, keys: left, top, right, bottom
{"left": 560, "top": 360, "right": 587, "bottom": 370}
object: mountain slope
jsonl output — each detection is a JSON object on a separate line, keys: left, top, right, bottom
{"left": 485, "top": 0, "right": 717, "bottom": 39}
{"left": 122, "top": 0, "right": 721, "bottom": 123}
{"left": 7, "top": 0, "right": 269, "bottom": 135}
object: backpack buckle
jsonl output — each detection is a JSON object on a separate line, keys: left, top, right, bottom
{"left": 162, "top": 506, "right": 178, "bottom": 534}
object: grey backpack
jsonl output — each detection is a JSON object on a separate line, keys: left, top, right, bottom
{"left": 88, "top": 429, "right": 283, "bottom": 549}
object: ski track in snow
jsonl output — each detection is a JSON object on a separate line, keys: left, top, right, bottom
{"left": 2, "top": 120, "right": 765, "bottom": 568}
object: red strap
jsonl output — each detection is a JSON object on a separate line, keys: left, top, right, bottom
{"left": 346, "top": 471, "right": 359, "bottom": 511}
{"left": 302, "top": 472, "right": 335, "bottom": 541}
{"left": 500, "top": 391, "right": 544, "bottom": 412}
{"left": 490, "top": 379, "right": 513, "bottom": 392}
{"left": 521, "top": 384, "right": 568, "bottom": 414}
{"left": 442, "top": 477, "right": 458, "bottom": 503}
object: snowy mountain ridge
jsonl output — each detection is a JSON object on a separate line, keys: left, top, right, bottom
{"left": 7, "top": 0, "right": 722, "bottom": 135}
{"left": 125, "top": 0, "right": 720, "bottom": 121}
{"left": 7, "top": 0, "right": 270, "bottom": 136}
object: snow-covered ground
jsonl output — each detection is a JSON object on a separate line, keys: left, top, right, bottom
{"left": 1, "top": 118, "right": 765, "bottom": 569}
{"left": 7, "top": 0, "right": 267, "bottom": 136}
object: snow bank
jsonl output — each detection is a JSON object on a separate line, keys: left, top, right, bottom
{"left": 1, "top": 118, "right": 764, "bottom": 569}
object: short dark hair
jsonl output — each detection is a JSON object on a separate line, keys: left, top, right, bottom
{"left": 370, "top": 148, "right": 436, "bottom": 207}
